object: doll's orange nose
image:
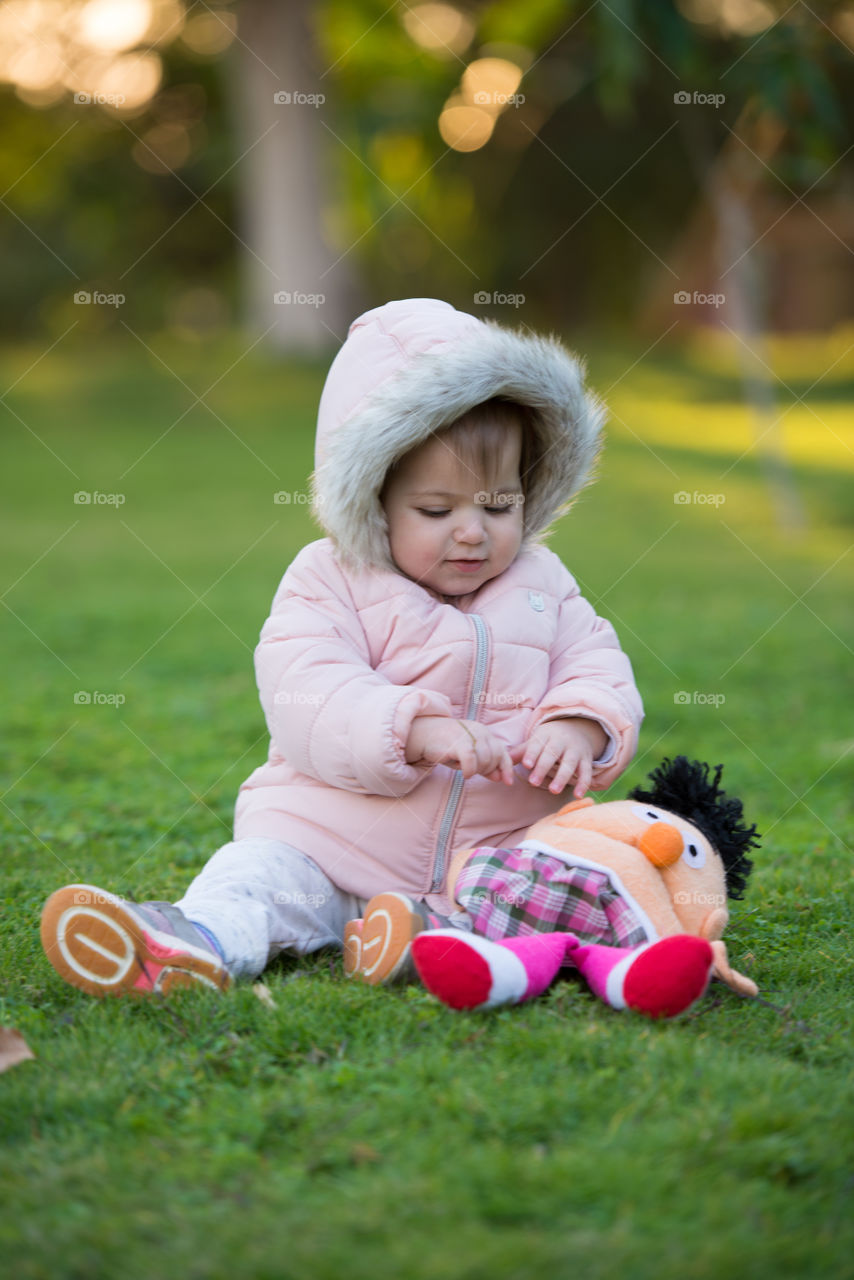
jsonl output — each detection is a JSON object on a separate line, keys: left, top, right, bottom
{"left": 638, "top": 822, "right": 683, "bottom": 867}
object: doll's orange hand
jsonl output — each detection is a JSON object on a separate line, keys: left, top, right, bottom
{"left": 521, "top": 717, "right": 608, "bottom": 798}
{"left": 710, "top": 940, "right": 758, "bottom": 998}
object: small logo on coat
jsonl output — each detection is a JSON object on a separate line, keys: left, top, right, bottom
{"left": 528, "top": 591, "right": 545, "bottom": 612}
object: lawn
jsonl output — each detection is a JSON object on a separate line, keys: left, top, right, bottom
{"left": 1, "top": 326, "right": 852, "bottom": 1280}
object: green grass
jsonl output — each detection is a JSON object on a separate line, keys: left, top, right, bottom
{"left": 1, "top": 328, "right": 852, "bottom": 1280}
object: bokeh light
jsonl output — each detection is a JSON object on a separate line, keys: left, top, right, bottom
{"left": 76, "top": 0, "right": 152, "bottom": 52}
{"left": 440, "top": 55, "right": 524, "bottom": 152}
{"left": 180, "top": 8, "right": 236, "bottom": 56}
{"left": 438, "top": 101, "right": 495, "bottom": 152}
{"left": 461, "top": 57, "right": 523, "bottom": 104}
{"left": 0, "top": 0, "right": 177, "bottom": 110}
{"left": 401, "top": 3, "right": 475, "bottom": 57}
{"left": 677, "top": 0, "right": 776, "bottom": 35}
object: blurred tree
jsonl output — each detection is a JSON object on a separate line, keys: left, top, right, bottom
{"left": 227, "top": 0, "right": 357, "bottom": 348}
{"left": 0, "top": 0, "right": 850, "bottom": 354}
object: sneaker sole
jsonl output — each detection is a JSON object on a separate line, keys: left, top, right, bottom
{"left": 344, "top": 892, "right": 424, "bottom": 985}
{"left": 40, "top": 884, "right": 231, "bottom": 998}
{"left": 342, "top": 918, "right": 364, "bottom": 979}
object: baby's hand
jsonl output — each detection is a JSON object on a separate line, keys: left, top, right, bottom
{"left": 405, "top": 716, "right": 515, "bottom": 785}
{"left": 517, "top": 717, "right": 607, "bottom": 799}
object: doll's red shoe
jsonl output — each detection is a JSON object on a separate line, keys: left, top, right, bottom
{"left": 604, "top": 935, "right": 715, "bottom": 1018}
{"left": 411, "top": 930, "right": 533, "bottom": 1009}
{"left": 411, "top": 928, "right": 716, "bottom": 1020}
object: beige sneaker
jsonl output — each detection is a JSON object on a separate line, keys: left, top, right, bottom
{"left": 41, "top": 884, "right": 231, "bottom": 998}
{"left": 343, "top": 892, "right": 436, "bottom": 985}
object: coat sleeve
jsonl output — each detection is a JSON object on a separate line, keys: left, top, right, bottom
{"left": 529, "top": 567, "right": 644, "bottom": 789}
{"left": 254, "top": 544, "right": 454, "bottom": 797}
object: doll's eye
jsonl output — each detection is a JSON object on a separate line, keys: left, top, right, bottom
{"left": 631, "top": 805, "right": 666, "bottom": 824}
{"left": 681, "top": 838, "right": 706, "bottom": 869}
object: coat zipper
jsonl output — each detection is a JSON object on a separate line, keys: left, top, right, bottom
{"left": 430, "top": 612, "right": 490, "bottom": 893}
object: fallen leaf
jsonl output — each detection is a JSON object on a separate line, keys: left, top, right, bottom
{"left": 252, "top": 982, "right": 276, "bottom": 1009}
{"left": 349, "top": 1143, "right": 381, "bottom": 1165}
{"left": 0, "top": 1027, "right": 35, "bottom": 1073}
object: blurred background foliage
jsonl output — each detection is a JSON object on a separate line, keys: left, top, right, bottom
{"left": 0, "top": 0, "right": 852, "bottom": 347}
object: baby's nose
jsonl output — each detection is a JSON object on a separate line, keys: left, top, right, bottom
{"left": 455, "top": 510, "right": 487, "bottom": 541}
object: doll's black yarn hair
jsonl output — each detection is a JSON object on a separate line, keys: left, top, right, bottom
{"left": 627, "top": 756, "right": 759, "bottom": 899}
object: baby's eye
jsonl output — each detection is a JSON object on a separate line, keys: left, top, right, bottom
{"left": 417, "top": 509, "right": 450, "bottom": 518}
{"left": 484, "top": 505, "right": 514, "bottom": 515}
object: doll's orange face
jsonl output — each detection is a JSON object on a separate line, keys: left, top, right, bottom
{"left": 527, "top": 797, "right": 730, "bottom": 938}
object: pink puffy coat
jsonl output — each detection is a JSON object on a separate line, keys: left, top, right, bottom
{"left": 234, "top": 299, "right": 643, "bottom": 913}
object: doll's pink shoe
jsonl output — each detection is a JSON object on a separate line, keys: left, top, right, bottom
{"left": 41, "top": 884, "right": 231, "bottom": 997}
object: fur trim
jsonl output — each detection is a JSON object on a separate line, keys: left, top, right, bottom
{"left": 311, "top": 318, "right": 606, "bottom": 571}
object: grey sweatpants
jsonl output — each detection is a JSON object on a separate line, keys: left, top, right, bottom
{"left": 175, "top": 838, "right": 368, "bottom": 979}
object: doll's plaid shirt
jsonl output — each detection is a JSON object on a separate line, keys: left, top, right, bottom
{"left": 454, "top": 843, "right": 650, "bottom": 948}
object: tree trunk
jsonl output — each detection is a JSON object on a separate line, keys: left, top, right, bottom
{"left": 227, "top": 0, "right": 357, "bottom": 351}
{"left": 710, "top": 109, "right": 805, "bottom": 533}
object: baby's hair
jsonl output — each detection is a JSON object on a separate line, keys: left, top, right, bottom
{"left": 628, "top": 756, "right": 760, "bottom": 900}
{"left": 438, "top": 398, "right": 540, "bottom": 500}
{"left": 381, "top": 398, "right": 543, "bottom": 515}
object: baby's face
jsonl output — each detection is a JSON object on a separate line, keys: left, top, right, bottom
{"left": 382, "top": 427, "right": 524, "bottom": 596}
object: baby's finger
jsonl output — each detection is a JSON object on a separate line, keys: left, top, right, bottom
{"left": 452, "top": 738, "right": 478, "bottom": 779}
{"left": 572, "top": 755, "right": 593, "bottom": 799}
{"left": 521, "top": 733, "right": 548, "bottom": 771}
{"left": 548, "top": 752, "right": 581, "bottom": 796}
{"left": 477, "top": 741, "right": 514, "bottom": 786}
{"left": 484, "top": 762, "right": 511, "bottom": 785}
{"left": 497, "top": 747, "right": 515, "bottom": 786}
{"left": 527, "top": 743, "right": 558, "bottom": 788}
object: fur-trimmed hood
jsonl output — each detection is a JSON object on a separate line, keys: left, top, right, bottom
{"left": 310, "top": 298, "right": 606, "bottom": 571}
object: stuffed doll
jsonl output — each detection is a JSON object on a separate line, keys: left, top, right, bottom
{"left": 345, "top": 757, "right": 760, "bottom": 1020}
